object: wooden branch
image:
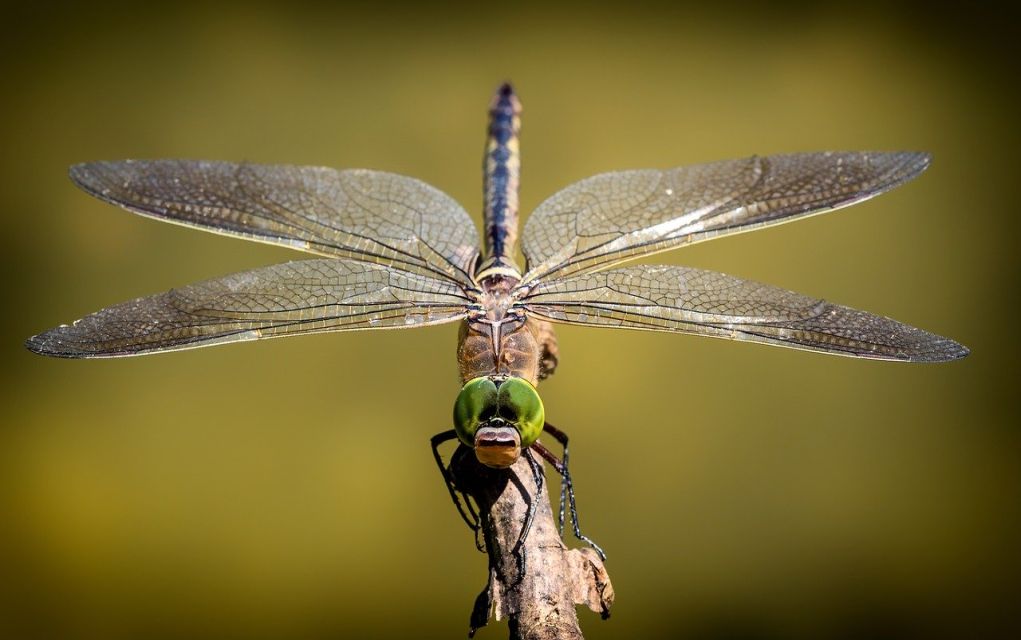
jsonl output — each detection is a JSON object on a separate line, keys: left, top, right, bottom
{"left": 449, "top": 448, "right": 614, "bottom": 639}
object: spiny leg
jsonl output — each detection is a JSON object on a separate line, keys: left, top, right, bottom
{"left": 541, "top": 423, "right": 575, "bottom": 534}
{"left": 534, "top": 427, "right": 607, "bottom": 561}
{"left": 469, "top": 564, "right": 495, "bottom": 638}
{"left": 430, "top": 430, "right": 485, "bottom": 551}
{"left": 542, "top": 424, "right": 570, "bottom": 533}
{"left": 532, "top": 441, "right": 592, "bottom": 555}
{"left": 512, "top": 448, "right": 545, "bottom": 581}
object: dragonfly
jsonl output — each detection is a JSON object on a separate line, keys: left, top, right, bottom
{"left": 26, "top": 83, "right": 969, "bottom": 564}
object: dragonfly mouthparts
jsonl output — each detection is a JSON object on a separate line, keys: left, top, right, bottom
{"left": 474, "top": 423, "right": 522, "bottom": 468}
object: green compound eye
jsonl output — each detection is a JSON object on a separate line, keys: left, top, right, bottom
{"left": 497, "top": 377, "right": 545, "bottom": 448}
{"left": 453, "top": 377, "right": 498, "bottom": 446}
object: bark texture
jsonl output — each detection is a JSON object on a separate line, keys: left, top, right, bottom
{"left": 449, "top": 448, "right": 614, "bottom": 639}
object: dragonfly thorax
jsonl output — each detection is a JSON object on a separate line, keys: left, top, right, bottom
{"left": 458, "top": 312, "right": 551, "bottom": 386}
{"left": 478, "top": 286, "right": 518, "bottom": 323}
{"left": 458, "top": 270, "right": 549, "bottom": 384}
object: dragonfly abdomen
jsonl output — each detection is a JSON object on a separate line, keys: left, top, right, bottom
{"left": 478, "top": 83, "right": 521, "bottom": 277}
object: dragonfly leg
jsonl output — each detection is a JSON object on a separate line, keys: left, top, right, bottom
{"left": 542, "top": 427, "right": 568, "bottom": 534}
{"left": 430, "top": 430, "right": 485, "bottom": 552}
{"left": 538, "top": 423, "right": 569, "bottom": 533}
{"left": 512, "top": 448, "right": 545, "bottom": 581}
{"left": 468, "top": 567, "right": 495, "bottom": 637}
{"left": 535, "top": 425, "right": 607, "bottom": 561}
{"left": 540, "top": 423, "right": 572, "bottom": 534}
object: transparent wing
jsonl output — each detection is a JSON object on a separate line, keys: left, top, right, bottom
{"left": 521, "top": 265, "right": 968, "bottom": 362}
{"left": 26, "top": 259, "right": 471, "bottom": 358}
{"left": 70, "top": 160, "right": 480, "bottom": 287}
{"left": 521, "top": 152, "right": 929, "bottom": 283}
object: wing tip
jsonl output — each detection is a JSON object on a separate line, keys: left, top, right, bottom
{"left": 26, "top": 323, "right": 129, "bottom": 359}
{"left": 905, "top": 149, "right": 931, "bottom": 169}
{"left": 900, "top": 334, "right": 969, "bottom": 363}
{"left": 921, "top": 339, "right": 970, "bottom": 363}
{"left": 68, "top": 161, "right": 107, "bottom": 195}
{"left": 859, "top": 150, "right": 930, "bottom": 183}
{"left": 69, "top": 159, "right": 147, "bottom": 195}
{"left": 902, "top": 150, "right": 932, "bottom": 177}
{"left": 25, "top": 329, "right": 88, "bottom": 359}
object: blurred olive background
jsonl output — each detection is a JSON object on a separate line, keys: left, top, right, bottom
{"left": 1, "top": 1, "right": 1017, "bottom": 639}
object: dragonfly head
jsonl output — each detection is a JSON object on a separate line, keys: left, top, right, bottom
{"left": 453, "top": 376, "right": 544, "bottom": 469}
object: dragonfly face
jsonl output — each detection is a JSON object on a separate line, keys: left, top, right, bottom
{"left": 453, "top": 375, "right": 545, "bottom": 468}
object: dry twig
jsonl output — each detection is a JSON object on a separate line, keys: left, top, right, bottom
{"left": 448, "top": 449, "right": 614, "bottom": 639}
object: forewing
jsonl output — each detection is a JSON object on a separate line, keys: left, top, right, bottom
{"left": 26, "top": 259, "right": 470, "bottom": 358}
{"left": 70, "top": 160, "right": 480, "bottom": 286}
{"left": 521, "top": 152, "right": 929, "bottom": 283}
{"left": 521, "top": 265, "right": 968, "bottom": 362}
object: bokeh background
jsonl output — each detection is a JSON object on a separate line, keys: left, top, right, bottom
{"left": 1, "top": 2, "right": 1017, "bottom": 638}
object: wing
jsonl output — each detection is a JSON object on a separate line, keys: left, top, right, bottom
{"left": 520, "top": 152, "right": 929, "bottom": 284}
{"left": 26, "top": 259, "right": 470, "bottom": 358}
{"left": 70, "top": 160, "right": 480, "bottom": 287}
{"left": 521, "top": 265, "right": 968, "bottom": 362}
